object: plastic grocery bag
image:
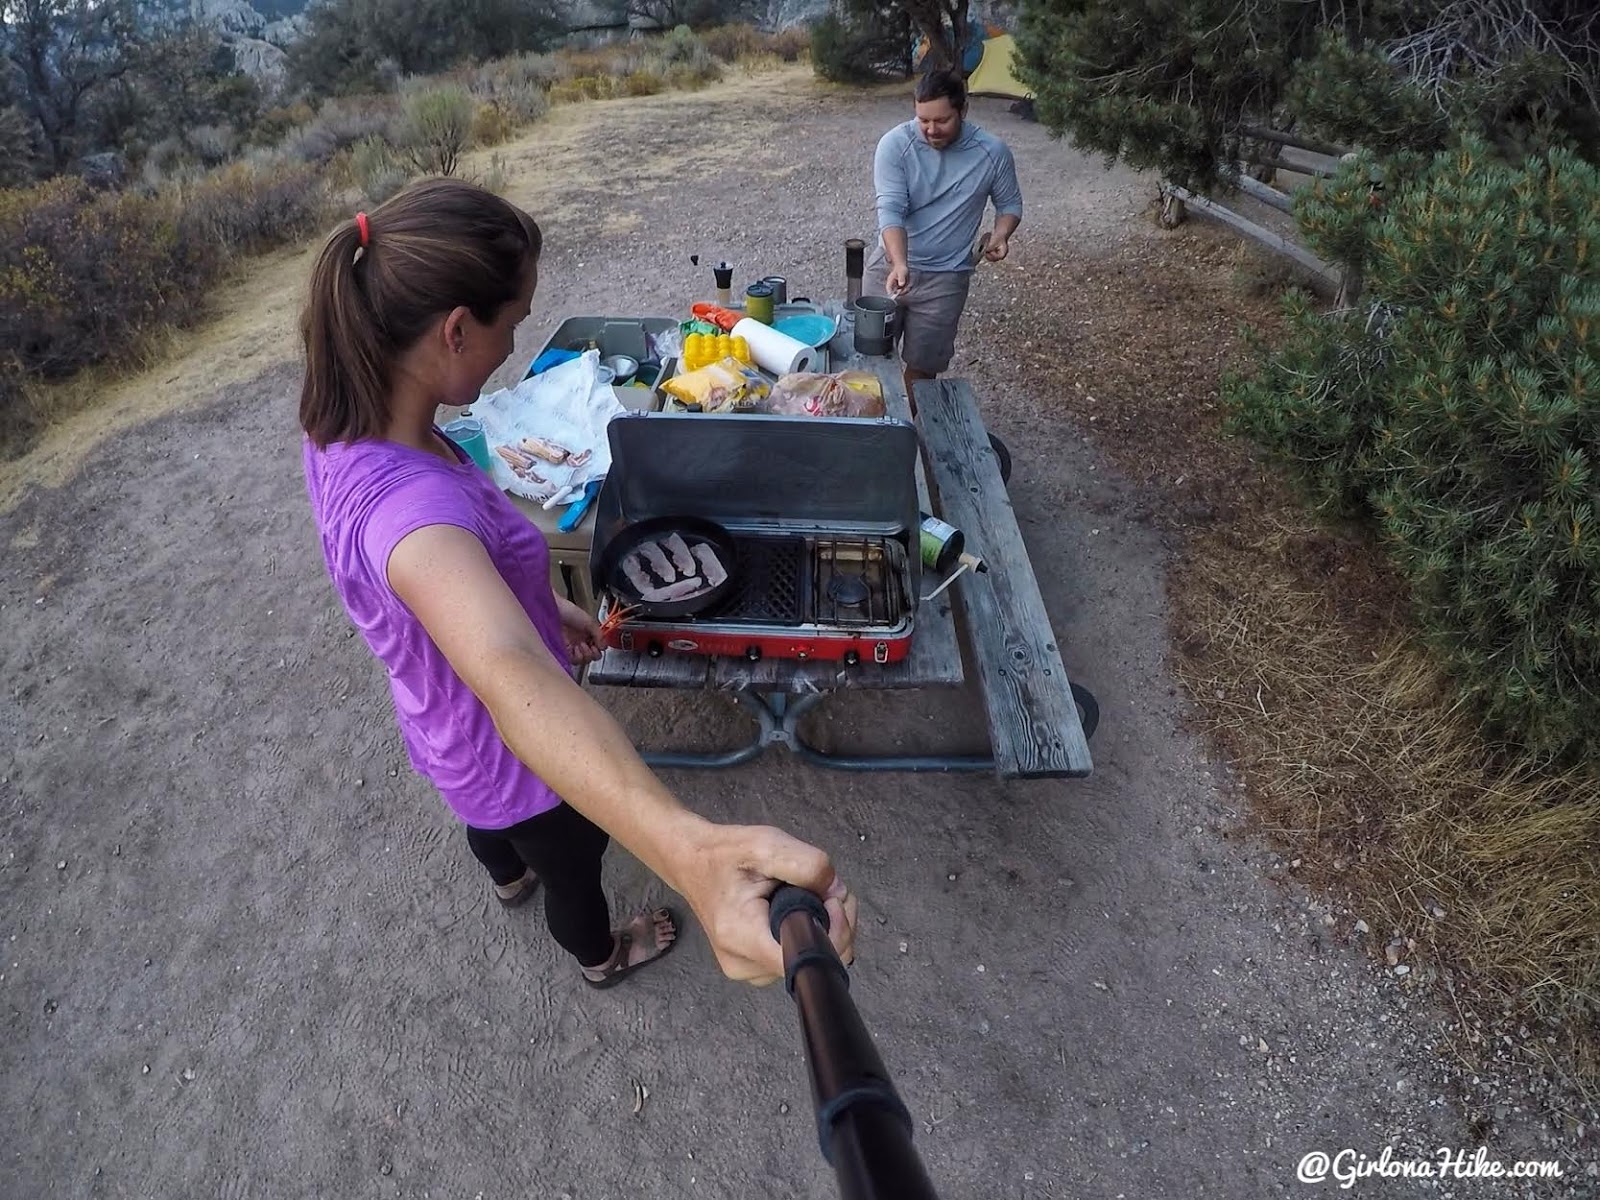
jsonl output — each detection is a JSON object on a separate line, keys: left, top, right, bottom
{"left": 662, "top": 357, "right": 771, "bottom": 413}
{"left": 757, "top": 371, "right": 886, "bottom": 418}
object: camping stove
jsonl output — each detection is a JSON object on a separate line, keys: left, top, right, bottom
{"left": 598, "top": 529, "right": 914, "bottom": 664}
{"left": 589, "top": 411, "right": 924, "bottom": 666}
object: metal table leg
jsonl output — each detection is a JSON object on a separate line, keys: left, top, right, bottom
{"left": 640, "top": 690, "right": 999, "bottom": 774}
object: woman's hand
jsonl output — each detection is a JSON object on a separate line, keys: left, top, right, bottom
{"left": 673, "top": 823, "right": 858, "bottom": 986}
{"left": 555, "top": 596, "right": 604, "bottom": 666}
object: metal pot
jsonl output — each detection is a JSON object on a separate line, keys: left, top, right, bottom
{"left": 851, "top": 296, "right": 899, "bottom": 355}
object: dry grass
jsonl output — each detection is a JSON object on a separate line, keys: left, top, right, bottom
{"left": 1171, "top": 516, "right": 1600, "bottom": 1098}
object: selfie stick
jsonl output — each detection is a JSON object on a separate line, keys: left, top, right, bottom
{"left": 768, "top": 886, "right": 940, "bottom": 1200}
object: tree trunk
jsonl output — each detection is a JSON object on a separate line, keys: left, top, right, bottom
{"left": 1160, "top": 188, "right": 1187, "bottom": 229}
{"left": 1336, "top": 263, "right": 1363, "bottom": 308}
{"left": 945, "top": 0, "right": 969, "bottom": 78}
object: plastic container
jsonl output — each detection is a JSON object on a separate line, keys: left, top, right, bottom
{"left": 745, "top": 281, "right": 775, "bottom": 325}
{"left": 681, "top": 332, "right": 751, "bottom": 372}
{"left": 443, "top": 417, "right": 493, "bottom": 470}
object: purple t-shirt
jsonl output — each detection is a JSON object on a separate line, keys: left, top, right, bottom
{"left": 303, "top": 431, "right": 572, "bottom": 829}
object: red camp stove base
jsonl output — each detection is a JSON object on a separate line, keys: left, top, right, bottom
{"left": 606, "top": 625, "right": 912, "bottom": 666}
{"left": 598, "top": 531, "right": 915, "bottom": 666}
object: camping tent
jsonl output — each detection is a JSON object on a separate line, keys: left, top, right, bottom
{"left": 912, "top": 27, "right": 1032, "bottom": 102}
{"left": 965, "top": 33, "right": 1029, "bottom": 100}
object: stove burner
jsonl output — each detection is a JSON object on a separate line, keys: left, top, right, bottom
{"left": 826, "top": 572, "right": 870, "bottom": 607}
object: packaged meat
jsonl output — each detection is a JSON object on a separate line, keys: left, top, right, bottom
{"left": 519, "top": 435, "right": 571, "bottom": 464}
{"left": 756, "top": 371, "right": 886, "bottom": 418}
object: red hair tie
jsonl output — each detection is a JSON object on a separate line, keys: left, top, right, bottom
{"left": 355, "top": 211, "right": 370, "bottom": 247}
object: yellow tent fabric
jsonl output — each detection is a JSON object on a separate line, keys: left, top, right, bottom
{"left": 966, "top": 33, "right": 1030, "bottom": 101}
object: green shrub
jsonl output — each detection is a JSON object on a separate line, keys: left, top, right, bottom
{"left": 470, "top": 102, "right": 514, "bottom": 146}
{"left": 175, "top": 161, "right": 331, "bottom": 257}
{"left": 664, "top": 61, "right": 721, "bottom": 91}
{"left": 250, "top": 101, "right": 317, "bottom": 147}
{"left": 811, "top": 13, "right": 906, "bottom": 84}
{"left": 768, "top": 27, "right": 811, "bottom": 62}
{"left": 624, "top": 70, "right": 663, "bottom": 96}
{"left": 0, "top": 160, "right": 332, "bottom": 435}
{"left": 1224, "top": 140, "right": 1600, "bottom": 758}
{"left": 506, "top": 51, "right": 573, "bottom": 89}
{"left": 494, "top": 80, "right": 548, "bottom": 124}
{"left": 0, "top": 178, "right": 215, "bottom": 382}
{"left": 657, "top": 25, "right": 721, "bottom": 78}
{"left": 0, "top": 106, "right": 38, "bottom": 186}
{"left": 699, "top": 22, "right": 762, "bottom": 62}
{"left": 187, "top": 124, "right": 240, "bottom": 167}
{"left": 549, "top": 75, "right": 618, "bottom": 104}
{"left": 281, "top": 97, "right": 401, "bottom": 164}
{"left": 350, "top": 136, "right": 411, "bottom": 203}
{"left": 469, "top": 59, "right": 551, "bottom": 126}
{"left": 397, "top": 85, "right": 474, "bottom": 176}
{"left": 699, "top": 22, "right": 811, "bottom": 64}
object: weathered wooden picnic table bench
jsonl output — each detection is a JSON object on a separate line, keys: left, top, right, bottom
{"left": 586, "top": 336, "right": 1097, "bottom": 779}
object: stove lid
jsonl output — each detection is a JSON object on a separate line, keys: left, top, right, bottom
{"left": 598, "top": 413, "right": 921, "bottom": 534}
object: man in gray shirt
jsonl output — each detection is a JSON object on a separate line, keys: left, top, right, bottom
{"left": 868, "top": 69, "right": 1023, "bottom": 406}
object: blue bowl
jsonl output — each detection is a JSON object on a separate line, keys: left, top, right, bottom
{"left": 772, "top": 313, "right": 839, "bottom": 348}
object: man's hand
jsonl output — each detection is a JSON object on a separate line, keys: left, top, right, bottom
{"left": 555, "top": 596, "right": 604, "bottom": 666}
{"left": 675, "top": 823, "right": 858, "bottom": 985}
{"left": 983, "top": 236, "right": 1010, "bottom": 263}
{"left": 886, "top": 261, "right": 910, "bottom": 296}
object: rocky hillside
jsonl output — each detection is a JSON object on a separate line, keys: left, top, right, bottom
{"left": 153, "top": 0, "right": 839, "bottom": 91}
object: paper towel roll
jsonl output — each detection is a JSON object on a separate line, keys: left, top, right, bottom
{"left": 732, "top": 318, "right": 818, "bottom": 376}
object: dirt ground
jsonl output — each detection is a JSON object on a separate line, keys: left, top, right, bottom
{"left": 3, "top": 70, "right": 1592, "bottom": 1197}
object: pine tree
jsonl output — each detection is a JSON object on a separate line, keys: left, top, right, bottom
{"left": 1225, "top": 142, "right": 1600, "bottom": 757}
{"left": 1014, "top": 0, "right": 1600, "bottom": 188}
{"left": 1013, "top": 0, "right": 1359, "bottom": 189}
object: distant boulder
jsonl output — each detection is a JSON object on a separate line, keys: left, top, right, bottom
{"left": 230, "top": 36, "right": 289, "bottom": 92}
{"left": 79, "top": 151, "right": 129, "bottom": 190}
{"left": 764, "top": 0, "right": 827, "bottom": 28}
{"left": 190, "top": 0, "right": 267, "bottom": 37}
{"left": 262, "top": 14, "right": 308, "bottom": 45}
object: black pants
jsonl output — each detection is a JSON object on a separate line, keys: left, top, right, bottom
{"left": 465, "top": 804, "right": 614, "bottom": 967}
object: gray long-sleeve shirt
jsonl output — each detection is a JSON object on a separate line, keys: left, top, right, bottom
{"left": 874, "top": 119, "right": 1023, "bottom": 274}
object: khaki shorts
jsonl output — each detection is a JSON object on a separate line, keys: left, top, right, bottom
{"left": 864, "top": 247, "right": 972, "bottom": 374}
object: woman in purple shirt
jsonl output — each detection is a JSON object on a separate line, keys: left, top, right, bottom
{"left": 299, "top": 179, "right": 855, "bottom": 988}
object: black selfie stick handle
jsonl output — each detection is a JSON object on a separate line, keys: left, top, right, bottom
{"left": 769, "top": 886, "right": 940, "bottom": 1200}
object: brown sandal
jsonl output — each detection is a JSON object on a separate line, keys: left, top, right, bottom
{"left": 581, "top": 907, "right": 680, "bottom": 989}
{"left": 494, "top": 869, "right": 540, "bottom": 908}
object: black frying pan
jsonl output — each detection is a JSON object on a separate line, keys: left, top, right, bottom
{"left": 595, "top": 514, "right": 739, "bottom": 619}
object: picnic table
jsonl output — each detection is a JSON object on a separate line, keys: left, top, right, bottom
{"left": 583, "top": 325, "right": 1097, "bottom": 780}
